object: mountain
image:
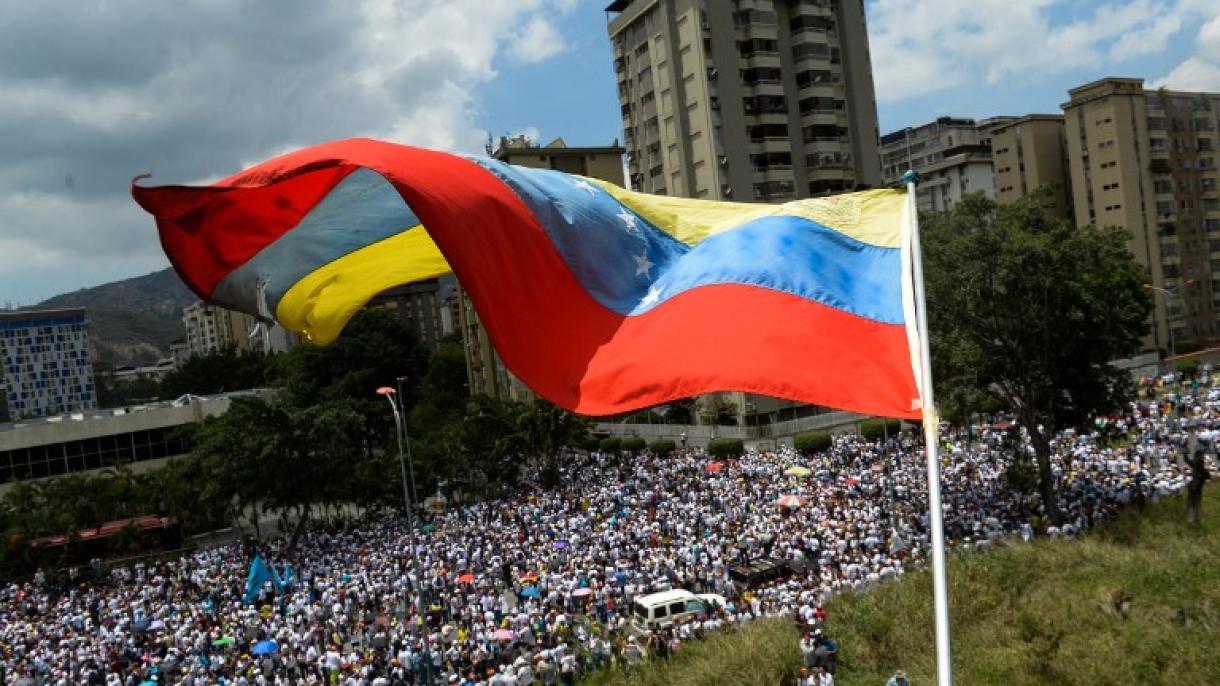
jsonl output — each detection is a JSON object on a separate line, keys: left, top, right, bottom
{"left": 32, "top": 268, "right": 197, "bottom": 367}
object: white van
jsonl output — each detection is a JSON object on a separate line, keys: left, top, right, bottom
{"left": 630, "top": 589, "right": 726, "bottom": 633}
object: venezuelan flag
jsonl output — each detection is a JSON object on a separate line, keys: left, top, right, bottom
{"left": 133, "top": 139, "right": 921, "bottom": 419}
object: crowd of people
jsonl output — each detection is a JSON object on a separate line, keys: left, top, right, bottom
{"left": 1, "top": 380, "right": 1216, "bottom": 685}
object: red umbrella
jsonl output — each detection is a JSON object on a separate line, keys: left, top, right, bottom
{"left": 458, "top": 574, "right": 476, "bottom": 584}
{"left": 706, "top": 462, "right": 725, "bottom": 474}
{"left": 776, "top": 495, "right": 805, "bottom": 508}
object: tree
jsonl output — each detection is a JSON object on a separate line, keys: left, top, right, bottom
{"left": 707, "top": 438, "right": 744, "bottom": 458}
{"left": 649, "top": 439, "right": 677, "bottom": 455}
{"left": 160, "top": 346, "right": 271, "bottom": 398}
{"left": 923, "top": 192, "right": 1150, "bottom": 522}
{"left": 859, "top": 419, "right": 900, "bottom": 442}
{"left": 665, "top": 398, "right": 697, "bottom": 425}
{"left": 699, "top": 395, "right": 739, "bottom": 426}
{"left": 794, "top": 431, "right": 832, "bottom": 456}
{"left": 621, "top": 436, "right": 647, "bottom": 454}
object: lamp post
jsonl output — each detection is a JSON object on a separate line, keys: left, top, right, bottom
{"left": 376, "top": 386, "right": 416, "bottom": 552}
{"left": 1144, "top": 280, "right": 1193, "bottom": 356}
{"left": 395, "top": 376, "right": 420, "bottom": 508}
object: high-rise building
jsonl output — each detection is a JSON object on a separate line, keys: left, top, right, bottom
{"left": 989, "top": 114, "right": 1072, "bottom": 218}
{"left": 606, "top": 0, "right": 881, "bottom": 201}
{"left": 1062, "top": 77, "right": 1220, "bottom": 352}
{"left": 182, "top": 301, "right": 298, "bottom": 358}
{"left": 0, "top": 308, "right": 96, "bottom": 420}
{"left": 454, "top": 137, "right": 628, "bottom": 403}
{"left": 182, "top": 301, "right": 238, "bottom": 358}
{"left": 367, "top": 277, "right": 456, "bottom": 353}
{"left": 879, "top": 116, "right": 1010, "bottom": 212}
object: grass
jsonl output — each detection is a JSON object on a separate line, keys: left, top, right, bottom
{"left": 583, "top": 486, "right": 1220, "bottom": 686}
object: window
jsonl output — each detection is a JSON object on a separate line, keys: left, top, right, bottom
{"left": 740, "top": 66, "right": 782, "bottom": 85}
{"left": 750, "top": 152, "right": 792, "bottom": 170}
{"left": 1154, "top": 179, "right": 1174, "bottom": 194}
{"left": 790, "top": 14, "right": 834, "bottom": 33}
{"left": 792, "top": 41, "right": 830, "bottom": 60}
{"left": 1149, "top": 138, "right": 1168, "bottom": 151}
{"left": 748, "top": 123, "right": 789, "bottom": 140}
{"left": 795, "top": 69, "right": 833, "bottom": 88}
{"left": 737, "top": 39, "right": 777, "bottom": 57}
{"left": 743, "top": 95, "right": 787, "bottom": 114}
{"left": 754, "top": 180, "right": 795, "bottom": 199}
{"left": 803, "top": 124, "right": 845, "bottom": 142}
{"left": 733, "top": 9, "right": 776, "bottom": 26}
{"left": 799, "top": 96, "right": 838, "bottom": 114}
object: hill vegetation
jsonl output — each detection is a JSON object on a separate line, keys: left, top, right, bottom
{"left": 583, "top": 486, "right": 1220, "bottom": 686}
{"left": 30, "top": 267, "right": 195, "bottom": 366}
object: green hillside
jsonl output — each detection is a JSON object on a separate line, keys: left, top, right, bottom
{"left": 31, "top": 267, "right": 195, "bottom": 366}
{"left": 585, "top": 487, "right": 1220, "bottom": 686}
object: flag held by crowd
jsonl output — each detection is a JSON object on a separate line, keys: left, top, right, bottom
{"left": 243, "top": 554, "right": 282, "bottom": 605}
{"left": 133, "top": 138, "right": 921, "bottom": 419}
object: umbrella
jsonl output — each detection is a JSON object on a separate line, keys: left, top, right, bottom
{"left": 777, "top": 495, "right": 805, "bottom": 508}
{"left": 552, "top": 540, "right": 569, "bottom": 550}
{"left": 458, "top": 573, "right": 476, "bottom": 583}
{"left": 706, "top": 462, "right": 725, "bottom": 474}
{"left": 520, "top": 587, "right": 541, "bottom": 598}
{"left": 520, "top": 571, "right": 538, "bottom": 581}
{"left": 252, "top": 640, "right": 278, "bottom": 655}
{"left": 572, "top": 588, "right": 593, "bottom": 598}
{"left": 211, "top": 636, "right": 235, "bottom": 647}
{"left": 140, "top": 681, "right": 159, "bottom": 686}
{"left": 784, "top": 466, "right": 811, "bottom": 477}
{"left": 148, "top": 620, "right": 166, "bottom": 631}
{"left": 493, "top": 629, "right": 516, "bottom": 641}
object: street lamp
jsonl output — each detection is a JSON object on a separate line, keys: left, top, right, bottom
{"left": 376, "top": 386, "right": 417, "bottom": 551}
{"left": 1144, "top": 280, "right": 1194, "bottom": 356}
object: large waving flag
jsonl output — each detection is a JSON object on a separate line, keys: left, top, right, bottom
{"left": 133, "top": 139, "right": 921, "bottom": 418}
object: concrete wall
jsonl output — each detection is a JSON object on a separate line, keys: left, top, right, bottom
{"left": 595, "top": 409, "right": 869, "bottom": 449}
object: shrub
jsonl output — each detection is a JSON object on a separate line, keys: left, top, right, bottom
{"left": 793, "top": 431, "right": 832, "bottom": 455}
{"left": 579, "top": 436, "right": 602, "bottom": 452}
{"left": 599, "top": 437, "right": 622, "bottom": 452}
{"left": 649, "top": 439, "right": 677, "bottom": 456}
{"left": 859, "top": 418, "right": 901, "bottom": 441}
{"left": 1177, "top": 358, "right": 1200, "bottom": 378}
{"left": 707, "top": 438, "right": 744, "bottom": 459}
{"left": 621, "top": 436, "right": 647, "bottom": 454}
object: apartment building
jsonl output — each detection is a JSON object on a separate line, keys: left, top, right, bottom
{"left": 0, "top": 308, "right": 96, "bottom": 420}
{"left": 989, "top": 114, "right": 1072, "bottom": 218}
{"left": 1063, "top": 77, "right": 1220, "bottom": 352}
{"left": 182, "top": 301, "right": 298, "bottom": 358}
{"left": 880, "top": 116, "right": 1010, "bottom": 212}
{"left": 606, "top": 0, "right": 881, "bottom": 201}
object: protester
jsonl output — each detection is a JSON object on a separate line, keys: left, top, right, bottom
{"left": 0, "top": 386, "right": 1213, "bottom": 685}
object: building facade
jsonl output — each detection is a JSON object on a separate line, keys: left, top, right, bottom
{"left": 606, "top": 0, "right": 881, "bottom": 201}
{"left": 880, "top": 116, "right": 1008, "bottom": 212}
{"left": 989, "top": 114, "right": 1072, "bottom": 218}
{"left": 0, "top": 309, "right": 96, "bottom": 420}
{"left": 366, "top": 277, "right": 456, "bottom": 353}
{"left": 1062, "top": 77, "right": 1220, "bottom": 352}
{"left": 182, "top": 301, "right": 237, "bottom": 358}
{"left": 183, "top": 301, "right": 299, "bottom": 358}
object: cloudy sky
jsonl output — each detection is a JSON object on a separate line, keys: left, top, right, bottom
{"left": 1, "top": 0, "right": 1218, "bottom": 305}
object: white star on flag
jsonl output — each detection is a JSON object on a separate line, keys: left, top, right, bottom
{"left": 573, "top": 179, "right": 597, "bottom": 196}
{"left": 634, "top": 252, "right": 654, "bottom": 279}
{"left": 641, "top": 284, "right": 662, "bottom": 307}
{"left": 617, "top": 209, "right": 640, "bottom": 234}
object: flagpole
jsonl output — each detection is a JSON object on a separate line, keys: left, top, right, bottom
{"left": 902, "top": 170, "right": 953, "bottom": 686}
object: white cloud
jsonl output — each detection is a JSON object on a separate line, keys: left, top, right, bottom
{"left": 1153, "top": 12, "right": 1220, "bottom": 91}
{"left": 868, "top": 0, "right": 1207, "bottom": 103}
{"left": 508, "top": 16, "right": 567, "bottom": 64}
{"left": 0, "top": 0, "right": 576, "bottom": 300}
